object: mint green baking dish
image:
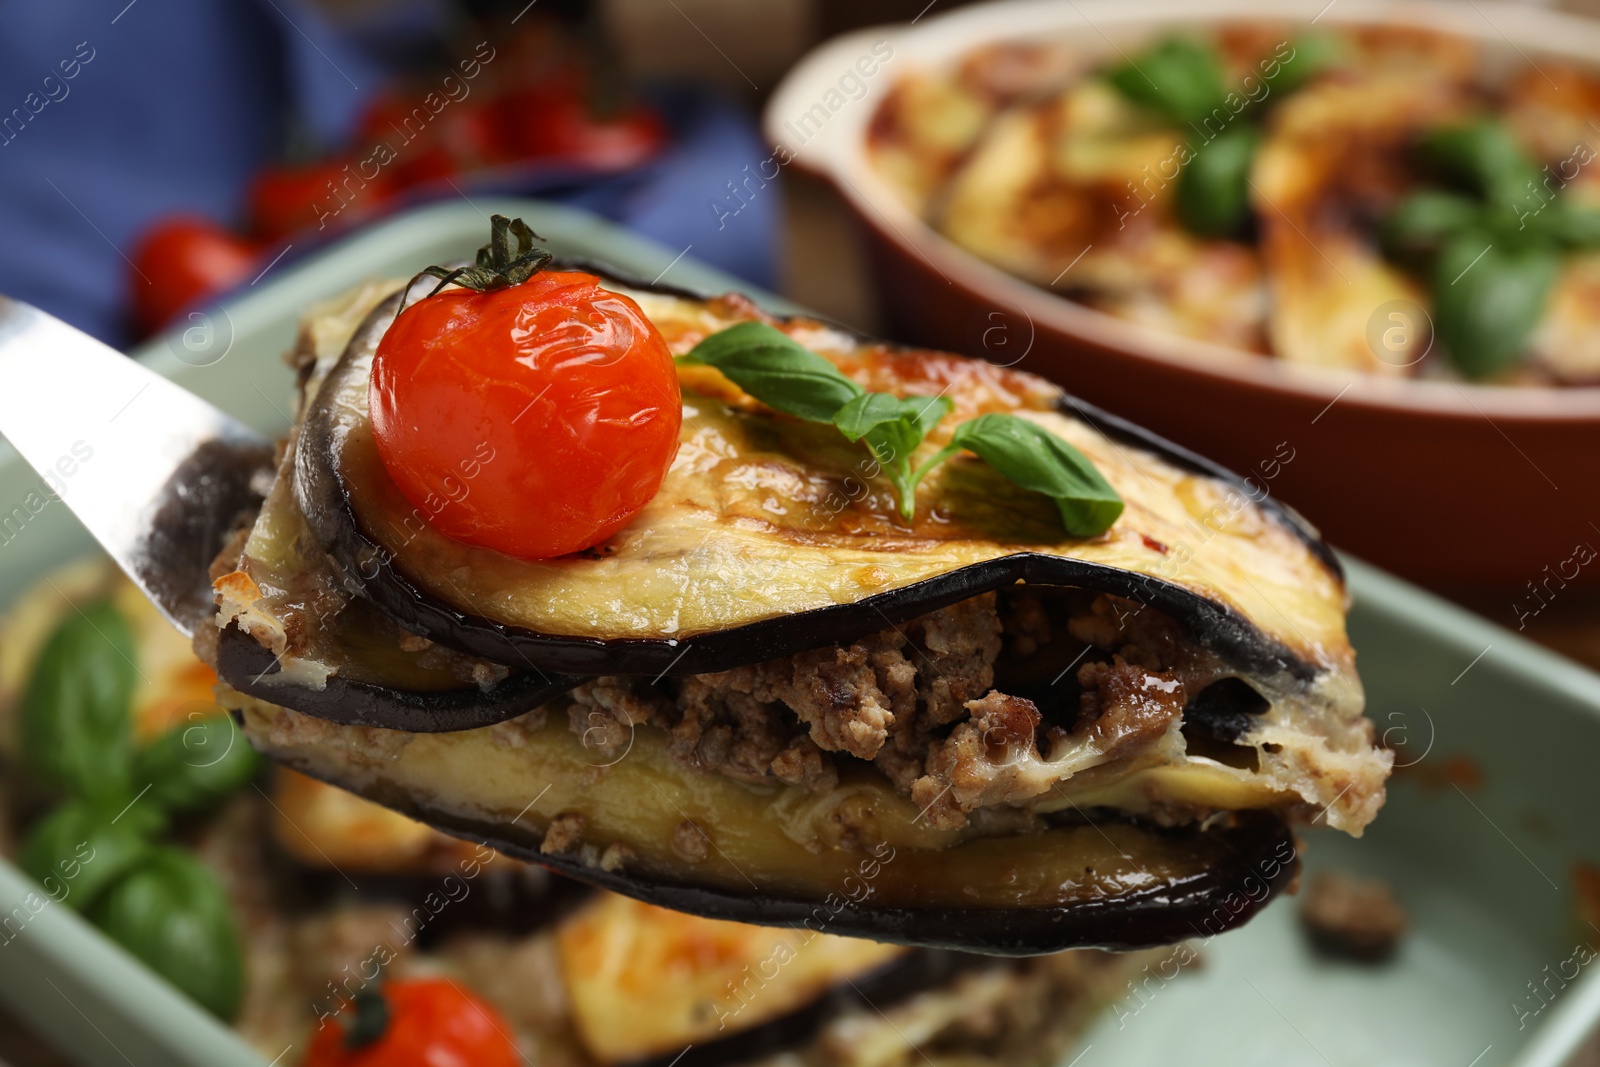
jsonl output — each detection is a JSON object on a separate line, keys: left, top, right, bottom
{"left": 0, "top": 200, "right": 1596, "bottom": 1067}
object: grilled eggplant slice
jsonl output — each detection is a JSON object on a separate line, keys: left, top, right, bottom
{"left": 207, "top": 265, "right": 1385, "bottom": 954}
{"left": 294, "top": 284, "right": 1345, "bottom": 681}
{"left": 234, "top": 681, "right": 1297, "bottom": 954}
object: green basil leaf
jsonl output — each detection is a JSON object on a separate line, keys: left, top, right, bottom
{"left": 942, "top": 413, "right": 1124, "bottom": 536}
{"left": 20, "top": 602, "right": 137, "bottom": 800}
{"left": 133, "top": 713, "right": 263, "bottom": 814}
{"left": 89, "top": 847, "right": 244, "bottom": 1021}
{"left": 679, "top": 322, "right": 863, "bottom": 422}
{"left": 19, "top": 798, "right": 163, "bottom": 913}
{"left": 1379, "top": 189, "right": 1483, "bottom": 261}
{"left": 1432, "top": 232, "right": 1560, "bottom": 379}
{"left": 1534, "top": 202, "right": 1600, "bottom": 249}
{"left": 833, "top": 391, "right": 909, "bottom": 443}
{"left": 1262, "top": 35, "right": 1340, "bottom": 96}
{"left": 1421, "top": 121, "right": 1541, "bottom": 208}
{"left": 836, "top": 396, "right": 922, "bottom": 477}
{"left": 832, "top": 393, "right": 951, "bottom": 447}
{"left": 1107, "top": 37, "right": 1227, "bottom": 125}
{"left": 906, "top": 394, "right": 955, "bottom": 440}
{"left": 1174, "top": 125, "right": 1261, "bottom": 238}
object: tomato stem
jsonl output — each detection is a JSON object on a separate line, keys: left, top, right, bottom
{"left": 412, "top": 214, "right": 553, "bottom": 300}
{"left": 344, "top": 987, "right": 390, "bottom": 1051}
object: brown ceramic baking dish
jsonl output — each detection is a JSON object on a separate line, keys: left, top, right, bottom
{"left": 766, "top": 0, "right": 1600, "bottom": 592}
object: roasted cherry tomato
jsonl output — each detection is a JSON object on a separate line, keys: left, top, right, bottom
{"left": 128, "top": 216, "right": 259, "bottom": 336}
{"left": 301, "top": 979, "right": 521, "bottom": 1067}
{"left": 370, "top": 217, "right": 681, "bottom": 559}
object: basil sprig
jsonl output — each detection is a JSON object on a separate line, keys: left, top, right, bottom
{"left": 16, "top": 604, "right": 258, "bottom": 1021}
{"left": 832, "top": 391, "right": 954, "bottom": 520}
{"left": 1420, "top": 122, "right": 1541, "bottom": 206}
{"left": 1107, "top": 35, "right": 1336, "bottom": 238}
{"left": 1174, "top": 125, "right": 1261, "bottom": 238}
{"left": 1107, "top": 37, "right": 1227, "bottom": 126}
{"left": 19, "top": 798, "right": 164, "bottom": 912}
{"left": 1380, "top": 119, "right": 1600, "bottom": 377}
{"left": 1430, "top": 233, "right": 1561, "bottom": 379}
{"left": 680, "top": 323, "right": 1124, "bottom": 535}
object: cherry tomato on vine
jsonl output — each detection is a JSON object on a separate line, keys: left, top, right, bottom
{"left": 301, "top": 978, "right": 520, "bottom": 1067}
{"left": 370, "top": 216, "right": 681, "bottom": 559}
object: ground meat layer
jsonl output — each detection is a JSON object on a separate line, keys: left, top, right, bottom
{"left": 566, "top": 592, "right": 1207, "bottom": 830}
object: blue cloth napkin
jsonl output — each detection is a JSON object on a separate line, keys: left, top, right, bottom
{"left": 0, "top": 0, "right": 779, "bottom": 347}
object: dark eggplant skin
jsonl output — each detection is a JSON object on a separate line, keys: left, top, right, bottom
{"left": 361, "top": 782, "right": 1299, "bottom": 957}
{"left": 506, "top": 816, "right": 1297, "bottom": 957}
{"left": 216, "top": 623, "right": 582, "bottom": 733}
{"left": 294, "top": 273, "right": 1335, "bottom": 686}
{"left": 142, "top": 438, "right": 275, "bottom": 634}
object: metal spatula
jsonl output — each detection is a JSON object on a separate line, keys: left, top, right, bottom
{"left": 0, "top": 295, "right": 272, "bottom": 634}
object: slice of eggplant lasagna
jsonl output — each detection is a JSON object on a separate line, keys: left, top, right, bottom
{"left": 201, "top": 259, "right": 1388, "bottom": 954}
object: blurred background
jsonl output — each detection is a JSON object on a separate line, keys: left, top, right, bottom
{"left": 6, "top": 0, "right": 1600, "bottom": 1063}
{"left": 0, "top": 0, "right": 931, "bottom": 351}
{"left": 16, "top": 0, "right": 1600, "bottom": 638}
